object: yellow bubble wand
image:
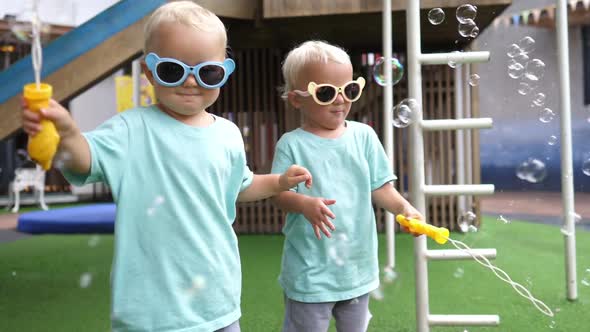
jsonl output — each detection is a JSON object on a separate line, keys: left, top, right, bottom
{"left": 24, "top": 0, "right": 59, "bottom": 170}
{"left": 396, "top": 215, "right": 554, "bottom": 318}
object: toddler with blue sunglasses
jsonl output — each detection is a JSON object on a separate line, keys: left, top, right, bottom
{"left": 21, "top": 2, "right": 312, "bottom": 332}
{"left": 271, "top": 40, "right": 424, "bottom": 332}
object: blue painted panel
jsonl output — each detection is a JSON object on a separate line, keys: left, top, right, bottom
{"left": 0, "top": 0, "right": 166, "bottom": 105}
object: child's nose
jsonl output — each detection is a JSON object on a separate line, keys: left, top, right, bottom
{"left": 183, "top": 74, "right": 199, "bottom": 87}
{"left": 333, "top": 92, "right": 346, "bottom": 105}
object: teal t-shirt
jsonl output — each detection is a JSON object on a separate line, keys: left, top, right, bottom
{"left": 271, "top": 121, "right": 396, "bottom": 303}
{"left": 63, "top": 106, "right": 253, "bottom": 332}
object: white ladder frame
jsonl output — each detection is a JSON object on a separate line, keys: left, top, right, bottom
{"left": 406, "top": 2, "right": 499, "bottom": 331}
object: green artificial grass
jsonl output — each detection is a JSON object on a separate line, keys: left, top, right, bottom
{"left": 0, "top": 218, "right": 589, "bottom": 331}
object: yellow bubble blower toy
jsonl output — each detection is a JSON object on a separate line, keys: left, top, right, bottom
{"left": 395, "top": 214, "right": 449, "bottom": 244}
{"left": 24, "top": 0, "right": 59, "bottom": 170}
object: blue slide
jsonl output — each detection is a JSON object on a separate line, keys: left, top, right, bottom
{"left": 0, "top": 0, "right": 165, "bottom": 105}
{"left": 3, "top": 0, "right": 164, "bottom": 234}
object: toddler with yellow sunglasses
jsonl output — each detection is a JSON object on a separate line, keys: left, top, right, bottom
{"left": 271, "top": 40, "right": 423, "bottom": 332}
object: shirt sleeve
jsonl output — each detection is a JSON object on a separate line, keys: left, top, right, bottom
{"left": 271, "top": 139, "right": 297, "bottom": 193}
{"left": 61, "top": 115, "right": 129, "bottom": 194}
{"left": 365, "top": 126, "right": 397, "bottom": 191}
{"left": 240, "top": 154, "right": 254, "bottom": 192}
{"left": 238, "top": 130, "right": 254, "bottom": 192}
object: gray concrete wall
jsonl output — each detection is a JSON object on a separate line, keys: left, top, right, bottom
{"left": 476, "top": 0, "right": 590, "bottom": 191}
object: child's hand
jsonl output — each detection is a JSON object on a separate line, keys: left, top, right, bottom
{"left": 279, "top": 165, "right": 312, "bottom": 191}
{"left": 400, "top": 205, "right": 425, "bottom": 237}
{"left": 302, "top": 197, "right": 336, "bottom": 239}
{"left": 22, "top": 98, "right": 77, "bottom": 138}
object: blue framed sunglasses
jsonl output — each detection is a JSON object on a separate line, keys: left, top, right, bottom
{"left": 145, "top": 52, "right": 235, "bottom": 88}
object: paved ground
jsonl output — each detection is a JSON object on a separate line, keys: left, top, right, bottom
{"left": 0, "top": 213, "right": 29, "bottom": 243}
{"left": 480, "top": 191, "right": 590, "bottom": 230}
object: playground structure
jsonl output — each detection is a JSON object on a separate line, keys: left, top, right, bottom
{"left": 0, "top": 0, "right": 585, "bottom": 331}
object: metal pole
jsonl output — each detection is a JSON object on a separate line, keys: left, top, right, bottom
{"left": 382, "top": 0, "right": 395, "bottom": 269}
{"left": 556, "top": 0, "right": 577, "bottom": 301}
{"left": 407, "top": 1, "right": 429, "bottom": 331}
{"left": 132, "top": 59, "right": 141, "bottom": 107}
{"left": 455, "top": 67, "right": 467, "bottom": 214}
{"left": 464, "top": 64, "right": 473, "bottom": 210}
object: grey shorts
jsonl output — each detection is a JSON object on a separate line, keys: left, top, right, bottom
{"left": 215, "top": 320, "right": 240, "bottom": 332}
{"left": 282, "top": 294, "right": 372, "bottom": 332}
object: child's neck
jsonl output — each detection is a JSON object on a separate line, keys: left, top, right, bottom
{"left": 302, "top": 121, "right": 347, "bottom": 139}
{"left": 158, "top": 103, "right": 214, "bottom": 127}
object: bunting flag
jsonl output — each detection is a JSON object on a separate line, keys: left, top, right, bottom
{"left": 496, "top": 0, "right": 589, "bottom": 27}
{"left": 521, "top": 10, "right": 530, "bottom": 24}
{"left": 512, "top": 14, "right": 521, "bottom": 26}
{"left": 531, "top": 8, "right": 542, "bottom": 23}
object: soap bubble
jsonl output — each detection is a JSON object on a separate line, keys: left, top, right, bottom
{"left": 518, "top": 36, "right": 536, "bottom": 54}
{"left": 539, "top": 108, "right": 555, "bottom": 123}
{"left": 508, "top": 60, "right": 525, "bottom": 79}
{"left": 328, "top": 233, "right": 350, "bottom": 266}
{"left": 583, "top": 158, "right": 590, "bottom": 176}
{"left": 516, "top": 158, "right": 547, "bottom": 183}
{"left": 382, "top": 266, "right": 398, "bottom": 283}
{"left": 458, "top": 211, "right": 476, "bottom": 232}
{"left": 428, "top": 8, "right": 445, "bottom": 25}
{"left": 517, "top": 82, "right": 535, "bottom": 95}
{"left": 524, "top": 59, "right": 546, "bottom": 81}
{"left": 448, "top": 51, "right": 462, "bottom": 68}
{"left": 507, "top": 44, "right": 522, "bottom": 58}
{"left": 468, "top": 74, "right": 480, "bottom": 86}
{"left": 79, "top": 272, "right": 93, "bottom": 288}
{"left": 497, "top": 215, "right": 511, "bottom": 224}
{"left": 373, "top": 57, "right": 404, "bottom": 86}
{"left": 392, "top": 99, "right": 419, "bottom": 128}
{"left": 456, "top": 4, "right": 477, "bottom": 23}
{"left": 532, "top": 92, "right": 546, "bottom": 107}
{"left": 458, "top": 19, "right": 478, "bottom": 38}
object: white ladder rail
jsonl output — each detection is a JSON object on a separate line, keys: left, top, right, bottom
{"left": 406, "top": 2, "right": 499, "bottom": 331}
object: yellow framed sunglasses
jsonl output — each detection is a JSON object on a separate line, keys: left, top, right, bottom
{"left": 293, "top": 77, "right": 366, "bottom": 105}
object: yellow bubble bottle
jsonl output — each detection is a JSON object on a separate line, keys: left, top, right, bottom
{"left": 24, "top": 83, "right": 60, "bottom": 170}
{"left": 396, "top": 214, "right": 450, "bottom": 244}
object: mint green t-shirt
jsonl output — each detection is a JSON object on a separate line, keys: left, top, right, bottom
{"left": 271, "top": 121, "right": 396, "bottom": 303}
{"left": 63, "top": 106, "right": 253, "bottom": 332}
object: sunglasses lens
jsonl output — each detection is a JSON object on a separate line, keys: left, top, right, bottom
{"left": 156, "top": 62, "right": 185, "bottom": 84}
{"left": 344, "top": 83, "right": 361, "bottom": 100}
{"left": 315, "top": 86, "right": 337, "bottom": 103}
{"left": 199, "top": 65, "right": 225, "bottom": 86}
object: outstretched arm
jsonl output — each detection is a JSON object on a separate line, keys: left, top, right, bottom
{"left": 22, "top": 99, "right": 90, "bottom": 174}
{"left": 237, "top": 165, "right": 312, "bottom": 202}
{"left": 372, "top": 182, "right": 424, "bottom": 234}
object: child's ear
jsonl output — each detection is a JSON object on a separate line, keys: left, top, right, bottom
{"left": 287, "top": 91, "right": 302, "bottom": 109}
{"left": 141, "top": 61, "right": 156, "bottom": 86}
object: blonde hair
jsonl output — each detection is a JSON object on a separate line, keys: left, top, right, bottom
{"left": 144, "top": 1, "right": 227, "bottom": 53}
{"left": 281, "top": 40, "right": 351, "bottom": 99}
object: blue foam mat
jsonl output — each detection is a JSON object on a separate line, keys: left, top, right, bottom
{"left": 17, "top": 203, "right": 115, "bottom": 234}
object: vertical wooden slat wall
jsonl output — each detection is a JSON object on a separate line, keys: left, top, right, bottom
{"left": 212, "top": 48, "right": 468, "bottom": 233}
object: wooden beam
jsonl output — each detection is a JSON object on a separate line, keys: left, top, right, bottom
{"left": 0, "top": 18, "right": 146, "bottom": 139}
{"left": 196, "top": 0, "right": 257, "bottom": 19}
{"left": 0, "top": 20, "right": 73, "bottom": 37}
{"left": 264, "top": 0, "right": 512, "bottom": 18}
